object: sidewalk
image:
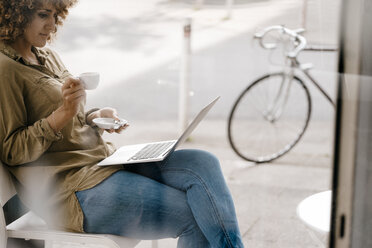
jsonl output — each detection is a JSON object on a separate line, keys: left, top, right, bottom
{"left": 51, "top": 0, "right": 341, "bottom": 247}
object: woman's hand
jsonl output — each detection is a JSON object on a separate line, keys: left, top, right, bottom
{"left": 47, "top": 77, "right": 86, "bottom": 133}
{"left": 61, "top": 77, "right": 86, "bottom": 118}
{"left": 87, "top": 107, "right": 129, "bottom": 134}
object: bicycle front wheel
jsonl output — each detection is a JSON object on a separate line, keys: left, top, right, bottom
{"left": 228, "top": 72, "right": 312, "bottom": 163}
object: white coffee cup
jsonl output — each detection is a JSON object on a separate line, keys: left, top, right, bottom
{"left": 79, "top": 72, "right": 100, "bottom": 90}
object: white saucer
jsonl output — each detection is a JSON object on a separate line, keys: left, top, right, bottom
{"left": 92, "top": 118, "right": 127, "bottom": 129}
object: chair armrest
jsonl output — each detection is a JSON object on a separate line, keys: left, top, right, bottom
{"left": 7, "top": 211, "right": 141, "bottom": 248}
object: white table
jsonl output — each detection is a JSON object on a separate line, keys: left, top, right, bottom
{"left": 297, "top": 190, "right": 332, "bottom": 233}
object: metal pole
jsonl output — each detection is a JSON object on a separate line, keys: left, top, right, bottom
{"left": 301, "top": 0, "right": 309, "bottom": 29}
{"left": 151, "top": 240, "right": 159, "bottom": 248}
{"left": 179, "top": 18, "right": 192, "bottom": 134}
{"left": 195, "top": 0, "right": 204, "bottom": 10}
{"left": 225, "top": 0, "right": 234, "bottom": 20}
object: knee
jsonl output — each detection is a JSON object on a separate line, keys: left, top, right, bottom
{"left": 172, "top": 149, "right": 221, "bottom": 173}
{"left": 175, "top": 149, "right": 218, "bottom": 163}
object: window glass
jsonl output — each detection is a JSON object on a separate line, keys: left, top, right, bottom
{"left": 52, "top": 0, "right": 342, "bottom": 246}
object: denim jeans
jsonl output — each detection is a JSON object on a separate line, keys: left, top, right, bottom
{"left": 75, "top": 149, "right": 244, "bottom": 248}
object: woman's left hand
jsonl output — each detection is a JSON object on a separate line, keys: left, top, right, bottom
{"left": 87, "top": 107, "right": 129, "bottom": 134}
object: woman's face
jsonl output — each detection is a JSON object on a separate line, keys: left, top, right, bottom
{"left": 22, "top": 4, "right": 57, "bottom": 47}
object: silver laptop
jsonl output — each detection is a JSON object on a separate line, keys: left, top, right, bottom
{"left": 97, "top": 96, "right": 220, "bottom": 166}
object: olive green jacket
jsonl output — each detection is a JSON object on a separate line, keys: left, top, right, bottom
{"left": 0, "top": 42, "right": 122, "bottom": 232}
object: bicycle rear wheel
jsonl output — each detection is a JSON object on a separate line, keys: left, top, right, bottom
{"left": 228, "top": 72, "right": 311, "bottom": 163}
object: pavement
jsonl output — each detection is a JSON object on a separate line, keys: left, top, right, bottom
{"left": 45, "top": 0, "right": 342, "bottom": 247}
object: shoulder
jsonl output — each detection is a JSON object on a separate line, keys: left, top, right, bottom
{"left": 0, "top": 52, "right": 20, "bottom": 79}
{"left": 0, "top": 51, "right": 16, "bottom": 68}
{"left": 0, "top": 52, "right": 38, "bottom": 93}
{"left": 0, "top": 56, "right": 24, "bottom": 97}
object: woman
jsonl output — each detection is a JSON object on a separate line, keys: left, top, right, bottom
{"left": 0, "top": 0, "right": 244, "bottom": 247}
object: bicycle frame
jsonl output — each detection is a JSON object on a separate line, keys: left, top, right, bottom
{"left": 255, "top": 25, "right": 337, "bottom": 109}
{"left": 264, "top": 71, "right": 294, "bottom": 122}
{"left": 290, "top": 56, "right": 336, "bottom": 108}
{"left": 265, "top": 52, "right": 336, "bottom": 123}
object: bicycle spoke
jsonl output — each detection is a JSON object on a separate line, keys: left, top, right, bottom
{"left": 228, "top": 73, "right": 311, "bottom": 163}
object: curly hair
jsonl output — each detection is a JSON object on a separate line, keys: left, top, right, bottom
{"left": 0, "top": 0, "right": 77, "bottom": 43}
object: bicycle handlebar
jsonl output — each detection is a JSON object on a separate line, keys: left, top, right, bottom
{"left": 254, "top": 25, "right": 307, "bottom": 59}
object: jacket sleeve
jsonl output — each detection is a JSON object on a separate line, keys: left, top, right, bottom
{"left": 0, "top": 73, "right": 62, "bottom": 166}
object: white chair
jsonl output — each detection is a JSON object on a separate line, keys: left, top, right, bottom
{"left": 297, "top": 190, "right": 331, "bottom": 233}
{"left": 296, "top": 190, "right": 331, "bottom": 246}
{"left": 1, "top": 161, "right": 158, "bottom": 248}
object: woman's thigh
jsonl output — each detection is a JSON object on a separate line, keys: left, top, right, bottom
{"left": 125, "top": 149, "right": 227, "bottom": 192}
{"left": 75, "top": 170, "right": 197, "bottom": 239}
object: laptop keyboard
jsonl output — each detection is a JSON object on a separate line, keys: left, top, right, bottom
{"left": 129, "top": 141, "right": 175, "bottom": 161}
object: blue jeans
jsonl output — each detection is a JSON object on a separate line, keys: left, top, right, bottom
{"left": 75, "top": 149, "right": 244, "bottom": 247}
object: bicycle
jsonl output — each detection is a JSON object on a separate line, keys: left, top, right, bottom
{"left": 227, "top": 25, "right": 337, "bottom": 163}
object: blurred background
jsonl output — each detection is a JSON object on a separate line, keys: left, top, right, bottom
{"left": 49, "top": 0, "right": 341, "bottom": 247}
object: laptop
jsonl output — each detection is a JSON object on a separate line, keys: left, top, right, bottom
{"left": 97, "top": 96, "right": 220, "bottom": 166}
